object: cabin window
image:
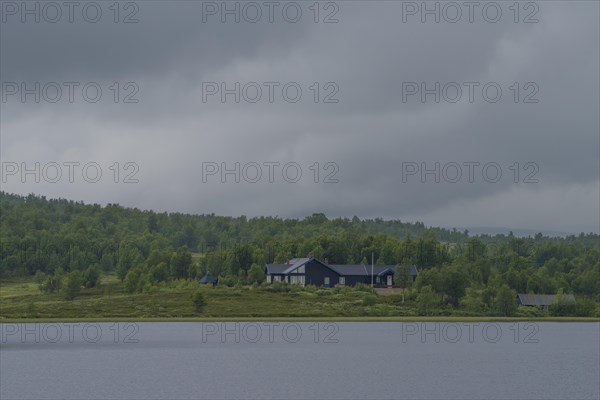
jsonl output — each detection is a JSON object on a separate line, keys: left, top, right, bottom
{"left": 289, "top": 275, "right": 305, "bottom": 285}
{"left": 267, "top": 275, "right": 272, "bottom": 283}
{"left": 324, "top": 277, "right": 330, "bottom": 286}
{"left": 339, "top": 277, "right": 345, "bottom": 285}
{"left": 274, "top": 275, "right": 281, "bottom": 282}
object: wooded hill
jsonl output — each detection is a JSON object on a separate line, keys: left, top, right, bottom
{"left": 1, "top": 192, "right": 599, "bottom": 310}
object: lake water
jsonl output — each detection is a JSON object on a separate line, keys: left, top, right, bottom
{"left": 1, "top": 322, "right": 598, "bottom": 399}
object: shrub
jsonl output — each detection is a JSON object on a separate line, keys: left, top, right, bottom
{"left": 494, "top": 284, "right": 517, "bottom": 316}
{"left": 217, "top": 275, "right": 236, "bottom": 287}
{"left": 39, "top": 273, "right": 62, "bottom": 294}
{"left": 83, "top": 264, "right": 101, "bottom": 288}
{"left": 62, "top": 270, "right": 83, "bottom": 300}
{"left": 416, "top": 285, "right": 442, "bottom": 316}
{"left": 362, "top": 294, "right": 378, "bottom": 306}
{"left": 124, "top": 267, "right": 149, "bottom": 293}
{"left": 247, "top": 263, "right": 266, "bottom": 284}
{"left": 354, "top": 283, "right": 375, "bottom": 293}
{"left": 191, "top": 290, "right": 206, "bottom": 313}
{"left": 515, "top": 305, "right": 548, "bottom": 318}
{"left": 550, "top": 296, "right": 596, "bottom": 317}
{"left": 261, "top": 282, "right": 292, "bottom": 293}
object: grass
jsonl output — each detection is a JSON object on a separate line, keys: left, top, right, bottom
{"left": 1, "top": 276, "right": 598, "bottom": 322}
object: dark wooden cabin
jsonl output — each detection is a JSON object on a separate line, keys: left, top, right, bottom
{"left": 265, "top": 258, "right": 418, "bottom": 287}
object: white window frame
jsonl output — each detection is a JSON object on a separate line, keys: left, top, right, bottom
{"left": 274, "top": 275, "right": 281, "bottom": 283}
{"left": 339, "top": 277, "right": 345, "bottom": 285}
{"left": 324, "top": 277, "right": 330, "bottom": 286}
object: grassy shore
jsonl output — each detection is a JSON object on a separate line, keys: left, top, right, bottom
{"left": 1, "top": 276, "right": 598, "bottom": 323}
{"left": 2, "top": 316, "right": 597, "bottom": 323}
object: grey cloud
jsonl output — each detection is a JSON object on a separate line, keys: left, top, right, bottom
{"left": 1, "top": 1, "right": 598, "bottom": 234}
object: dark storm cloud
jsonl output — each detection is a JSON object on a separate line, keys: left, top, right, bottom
{"left": 1, "top": 1, "right": 598, "bottom": 234}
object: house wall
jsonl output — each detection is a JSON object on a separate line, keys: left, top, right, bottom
{"left": 380, "top": 271, "right": 394, "bottom": 286}
{"left": 343, "top": 275, "right": 371, "bottom": 286}
{"left": 304, "top": 260, "right": 340, "bottom": 287}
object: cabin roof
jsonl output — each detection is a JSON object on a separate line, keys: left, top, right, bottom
{"left": 265, "top": 258, "right": 418, "bottom": 277}
{"left": 198, "top": 273, "right": 218, "bottom": 284}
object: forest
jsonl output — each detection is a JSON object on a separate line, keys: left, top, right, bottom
{"left": 1, "top": 191, "right": 598, "bottom": 318}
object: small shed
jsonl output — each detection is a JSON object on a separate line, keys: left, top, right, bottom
{"left": 517, "top": 293, "right": 575, "bottom": 309}
{"left": 198, "top": 273, "right": 218, "bottom": 287}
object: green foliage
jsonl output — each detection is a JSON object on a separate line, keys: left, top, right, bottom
{"left": 416, "top": 285, "right": 442, "bottom": 316}
{"left": 354, "top": 283, "right": 375, "bottom": 293}
{"left": 515, "top": 305, "right": 548, "bottom": 318}
{"left": 38, "top": 269, "right": 62, "bottom": 294}
{"left": 549, "top": 293, "right": 595, "bottom": 317}
{"left": 460, "top": 288, "right": 486, "bottom": 314}
{"left": 247, "top": 263, "right": 265, "bottom": 284}
{"left": 261, "top": 282, "right": 292, "bottom": 293}
{"left": 149, "top": 262, "right": 169, "bottom": 284}
{"left": 170, "top": 246, "right": 192, "bottom": 280}
{"left": 362, "top": 294, "right": 378, "bottom": 306}
{"left": 116, "top": 244, "right": 142, "bottom": 282}
{"left": 441, "top": 265, "right": 469, "bottom": 306}
{"left": 83, "top": 265, "right": 101, "bottom": 288}
{"left": 1, "top": 192, "right": 599, "bottom": 317}
{"left": 124, "top": 267, "right": 149, "bottom": 294}
{"left": 191, "top": 289, "right": 206, "bottom": 313}
{"left": 62, "top": 270, "right": 83, "bottom": 300}
{"left": 494, "top": 284, "right": 517, "bottom": 316}
{"left": 217, "top": 274, "right": 236, "bottom": 287}
{"left": 394, "top": 265, "right": 413, "bottom": 289}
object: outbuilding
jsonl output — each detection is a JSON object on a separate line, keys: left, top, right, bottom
{"left": 198, "top": 273, "right": 218, "bottom": 287}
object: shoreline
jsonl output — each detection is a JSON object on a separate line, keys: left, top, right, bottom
{"left": 1, "top": 316, "right": 598, "bottom": 323}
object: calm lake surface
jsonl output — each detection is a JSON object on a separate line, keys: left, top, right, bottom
{"left": 1, "top": 322, "right": 598, "bottom": 399}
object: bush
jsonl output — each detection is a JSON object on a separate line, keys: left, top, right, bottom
{"left": 332, "top": 286, "right": 353, "bottom": 295}
{"left": 362, "top": 294, "right": 378, "bottom": 306}
{"left": 515, "top": 305, "right": 548, "bottom": 318}
{"left": 191, "top": 290, "right": 206, "bottom": 313}
{"left": 217, "top": 275, "right": 236, "bottom": 287}
{"left": 39, "top": 273, "right": 62, "bottom": 294}
{"left": 494, "top": 284, "right": 517, "bottom": 316}
{"left": 261, "top": 282, "right": 291, "bottom": 293}
{"left": 303, "top": 284, "right": 318, "bottom": 293}
{"left": 550, "top": 296, "right": 596, "bottom": 317}
{"left": 62, "top": 270, "right": 83, "bottom": 300}
{"left": 247, "top": 263, "right": 266, "bottom": 284}
{"left": 83, "top": 264, "right": 101, "bottom": 288}
{"left": 124, "top": 267, "right": 149, "bottom": 293}
{"left": 354, "top": 283, "right": 375, "bottom": 293}
{"left": 416, "top": 285, "right": 442, "bottom": 316}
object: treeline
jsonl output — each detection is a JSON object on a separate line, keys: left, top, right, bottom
{"left": 1, "top": 192, "right": 599, "bottom": 311}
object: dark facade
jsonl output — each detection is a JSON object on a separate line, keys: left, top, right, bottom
{"left": 265, "top": 258, "right": 418, "bottom": 287}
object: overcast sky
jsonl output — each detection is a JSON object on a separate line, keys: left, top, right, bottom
{"left": 1, "top": 1, "right": 598, "bottom": 234}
